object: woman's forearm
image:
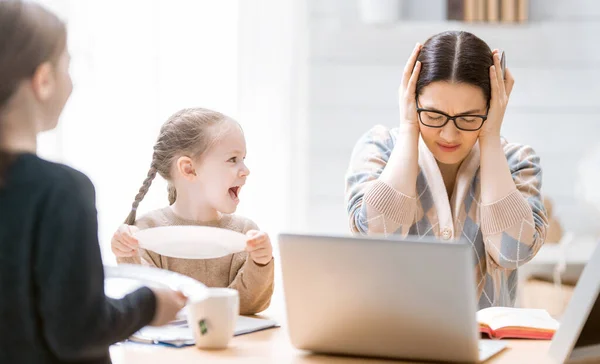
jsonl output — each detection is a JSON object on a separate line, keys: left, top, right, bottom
{"left": 479, "top": 135, "right": 543, "bottom": 270}
{"left": 479, "top": 135, "right": 517, "bottom": 203}
{"left": 379, "top": 124, "right": 420, "bottom": 197}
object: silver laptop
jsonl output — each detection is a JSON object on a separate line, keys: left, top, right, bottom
{"left": 278, "top": 233, "right": 506, "bottom": 363}
{"left": 549, "top": 240, "right": 600, "bottom": 363}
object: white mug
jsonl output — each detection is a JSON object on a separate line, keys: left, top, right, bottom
{"left": 186, "top": 287, "right": 239, "bottom": 349}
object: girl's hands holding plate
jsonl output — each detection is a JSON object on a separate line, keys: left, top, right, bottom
{"left": 111, "top": 224, "right": 140, "bottom": 258}
{"left": 246, "top": 230, "right": 273, "bottom": 266}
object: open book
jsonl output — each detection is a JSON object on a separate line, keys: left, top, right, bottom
{"left": 477, "top": 307, "right": 559, "bottom": 340}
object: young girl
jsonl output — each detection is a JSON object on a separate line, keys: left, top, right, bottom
{"left": 346, "top": 31, "right": 548, "bottom": 309}
{"left": 111, "top": 107, "right": 275, "bottom": 315}
{"left": 0, "top": 1, "right": 186, "bottom": 363}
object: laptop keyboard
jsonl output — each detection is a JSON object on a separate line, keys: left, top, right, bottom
{"left": 479, "top": 340, "right": 507, "bottom": 361}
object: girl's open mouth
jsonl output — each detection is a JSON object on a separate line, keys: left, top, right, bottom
{"left": 228, "top": 186, "right": 241, "bottom": 201}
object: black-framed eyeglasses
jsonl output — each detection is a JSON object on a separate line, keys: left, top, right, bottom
{"left": 415, "top": 97, "right": 488, "bottom": 132}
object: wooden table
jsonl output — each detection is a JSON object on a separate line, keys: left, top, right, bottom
{"left": 110, "top": 325, "right": 554, "bottom": 363}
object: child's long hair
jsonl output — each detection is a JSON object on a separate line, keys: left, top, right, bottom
{"left": 0, "top": 0, "right": 67, "bottom": 186}
{"left": 124, "top": 108, "right": 233, "bottom": 225}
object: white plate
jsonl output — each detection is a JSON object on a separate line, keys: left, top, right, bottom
{"left": 134, "top": 225, "right": 248, "bottom": 259}
{"left": 104, "top": 264, "right": 208, "bottom": 303}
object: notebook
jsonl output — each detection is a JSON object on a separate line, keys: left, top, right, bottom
{"left": 128, "top": 316, "right": 279, "bottom": 347}
{"left": 477, "top": 307, "right": 559, "bottom": 340}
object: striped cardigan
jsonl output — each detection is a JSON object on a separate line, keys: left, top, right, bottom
{"left": 345, "top": 125, "right": 549, "bottom": 309}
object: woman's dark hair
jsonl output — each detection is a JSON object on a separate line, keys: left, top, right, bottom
{"left": 0, "top": 0, "right": 66, "bottom": 186}
{"left": 416, "top": 31, "right": 493, "bottom": 102}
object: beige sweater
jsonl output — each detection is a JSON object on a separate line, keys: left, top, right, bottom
{"left": 117, "top": 207, "right": 274, "bottom": 315}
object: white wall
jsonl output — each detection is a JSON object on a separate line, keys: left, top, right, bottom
{"left": 37, "top": 0, "right": 240, "bottom": 263}
{"left": 37, "top": 0, "right": 308, "bottom": 268}
{"left": 305, "top": 0, "right": 600, "bottom": 236}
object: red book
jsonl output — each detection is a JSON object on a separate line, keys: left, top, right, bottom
{"left": 477, "top": 307, "right": 559, "bottom": 340}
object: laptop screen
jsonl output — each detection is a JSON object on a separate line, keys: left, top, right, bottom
{"left": 573, "top": 291, "right": 600, "bottom": 348}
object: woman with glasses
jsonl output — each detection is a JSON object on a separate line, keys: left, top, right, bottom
{"left": 345, "top": 31, "right": 548, "bottom": 309}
